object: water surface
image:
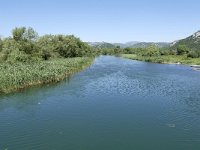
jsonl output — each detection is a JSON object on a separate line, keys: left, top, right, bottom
{"left": 0, "top": 56, "right": 200, "bottom": 150}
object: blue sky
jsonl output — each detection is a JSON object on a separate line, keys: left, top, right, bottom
{"left": 1, "top": 0, "right": 200, "bottom": 42}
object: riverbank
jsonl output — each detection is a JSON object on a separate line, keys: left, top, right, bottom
{"left": 121, "top": 54, "right": 200, "bottom": 66}
{"left": 0, "top": 57, "right": 94, "bottom": 94}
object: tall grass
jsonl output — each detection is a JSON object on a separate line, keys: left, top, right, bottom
{"left": 0, "top": 57, "right": 94, "bottom": 94}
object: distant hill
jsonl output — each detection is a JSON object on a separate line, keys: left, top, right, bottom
{"left": 88, "top": 41, "right": 169, "bottom": 48}
{"left": 88, "top": 31, "right": 200, "bottom": 51}
{"left": 88, "top": 42, "right": 116, "bottom": 48}
{"left": 129, "top": 42, "right": 170, "bottom": 48}
{"left": 113, "top": 41, "right": 140, "bottom": 48}
{"left": 170, "top": 31, "right": 200, "bottom": 51}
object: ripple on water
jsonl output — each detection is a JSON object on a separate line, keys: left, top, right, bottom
{"left": 83, "top": 70, "right": 191, "bottom": 100}
{"left": 1, "top": 56, "right": 200, "bottom": 150}
{"left": 84, "top": 71, "right": 144, "bottom": 96}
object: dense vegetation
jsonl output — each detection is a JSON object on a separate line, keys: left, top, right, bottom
{"left": 0, "top": 58, "right": 93, "bottom": 94}
{"left": 121, "top": 43, "right": 200, "bottom": 65}
{"left": 0, "top": 27, "right": 95, "bottom": 63}
{"left": 1, "top": 27, "right": 200, "bottom": 93}
{"left": 93, "top": 42, "right": 200, "bottom": 63}
{"left": 171, "top": 31, "right": 200, "bottom": 52}
{"left": 0, "top": 27, "right": 94, "bottom": 93}
{"left": 90, "top": 31, "right": 200, "bottom": 63}
{"left": 126, "top": 42, "right": 170, "bottom": 48}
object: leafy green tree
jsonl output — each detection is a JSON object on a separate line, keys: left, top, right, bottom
{"left": 124, "top": 47, "right": 133, "bottom": 54}
{"left": 6, "top": 49, "right": 30, "bottom": 63}
{"left": 12, "top": 27, "right": 26, "bottom": 41}
{"left": 142, "top": 44, "right": 160, "bottom": 57}
{"left": 41, "top": 50, "right": 52, "bottom": 60}
{"left": 187, "top": 51, "right": 200, "bottom": 58}
{"left": 114, "top": 46, "right": 122, "bottom": 54}
{"left": 101, "top": 48, "right": 114, "bottom": 55}
{"left": 24, "top": 27, "right": 38, "bottom": 41}
{"left": 37, "top": 35, "right": 58, "bottom": 56}
{"left": 11, "top": 27, "right": 39, "bottom": 55}
{"left": 0, "top": 37, "right": 31, "bottom": 63}
{"left": 56, "top": 35, "right": 91, "bottom": 58}
{"left": 1, "top": 27, "right": 93, "bottom": 62}
{"left": 0, "top": 38, "right": 18, "bottom": 61}
{"left": 19, "top": 41, "right": 38, "bottom": 54}
{"left": 177, "top": 45, "right": 189, "bottom": 55}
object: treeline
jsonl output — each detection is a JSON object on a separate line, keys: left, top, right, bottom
{"left": 0, "top": 27, "right": 95, "bottom": 63}
{"left": 98, "top": 46, "right": 123, "bottom": 55}
{"left": 122, "top": 44, "right": 200, "bottom": 58}
{"left": 1, "top": 27, "right": 199, "bottom": 64}
{"left": 92, "top": 43, "right": 200, "bottom": 59}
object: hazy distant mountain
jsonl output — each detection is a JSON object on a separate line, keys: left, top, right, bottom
{"left": 88, "top": 31, "right": 200, "bottom": 50}
{"left": 88, "top": 41, "right": 170, "bottom": 48}
{"left": 170, "top": 31, "right": 200, "bottom": 51}
{"left": 113, "top": 41, "right": 140, "bottom": 48}
{"left": 88, "top": 42, "right": 115, "bottom": 48}
{"left": 129, "top": 42, "right": 170, "bottom": 48}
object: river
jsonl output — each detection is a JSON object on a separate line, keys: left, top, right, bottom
{"left": 0, "top": 56, "right": 200, "bottom": 150}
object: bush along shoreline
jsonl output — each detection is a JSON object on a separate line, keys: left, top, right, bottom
{"left": 121, "top": 44, "right": 200, "bottom": 66}
{"left": 121, "top": 54, "right": 200, "bottom": 65}
{"left": 0, "top": 57, "right": 94, "bottom": 94}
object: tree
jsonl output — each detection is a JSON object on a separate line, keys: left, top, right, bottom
{"left": 19, "top": 41, "right": 38, "bottom": 54}
{"left": 41, "top": 50, "right": 52, "bottom": 60}
{"left": 12, "top": 27, "right": 26, "bottom": 41}
{"left": 0, "top": 37, "right": 20, "bottom": 62}
{"left": 114, "top": 46, "right": 122, "bottom": 54}
{"left": 56, "top": 35, "right": 91, "bottom": 58}
{"left": 1, "top": 27, "right": 93, "bottom": 62}
{"left": 177, "top": 45, "right": 188, "bottom": 55}
{"left": 187, "top": 51, "right": 200, "bottom": 58}
{"left": 24, "top": 27, "right": 38, "bottom": 41}
{"left": 143, "top": 44, "right": 160, "bottom": 57}
{"left": 37, "top": 35, "right": 58, "bottom": 59}
{"left": 11, "top": 27, "right": 39, "bottom": 55}
{"left": 124, "top": 47, "right": 133, "bottom": 54}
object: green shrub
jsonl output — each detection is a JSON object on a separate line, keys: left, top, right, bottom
{"left": 176, "top": 45, "right": 189, "bottom": 55}
{"left": 6, "top": 49, "right": 30, "bottom": 63}
{"left": 187, "top": 51, "right": 200, "bottom": 58}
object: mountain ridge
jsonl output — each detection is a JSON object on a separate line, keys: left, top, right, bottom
{"left": 88, "top": 30, "right": 200, "bottom": 50}
{"left": 88, "top": 41, "right": 170, "bottom": 48}
{"left": 170, "top": 31, "right": 200, "bottom": 51}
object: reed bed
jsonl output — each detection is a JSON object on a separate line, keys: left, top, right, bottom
{"left": 0, "top": 57, "right": 94, "bottom": 94}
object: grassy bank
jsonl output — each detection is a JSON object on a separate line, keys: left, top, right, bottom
{"left": 122, "top": 54, "right": 200, "bottom": 65}
{"left": 0, "top": 57, "right": 94, "bottom": 94}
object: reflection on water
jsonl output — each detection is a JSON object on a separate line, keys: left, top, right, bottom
{"left": 0, "top": 56, "right": 200, "bottom": 150}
